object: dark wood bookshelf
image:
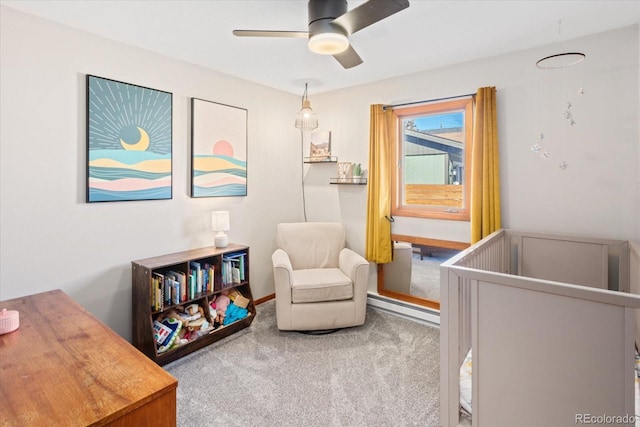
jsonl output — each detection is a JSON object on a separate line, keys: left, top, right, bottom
{"left": 132, "top": 243, "right": 256, "bottom": 366}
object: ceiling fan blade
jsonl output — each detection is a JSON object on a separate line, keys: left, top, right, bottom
{"left": 332, "top": 0, "right": 410, "bottom": 35}
{"left": 233, "top": 30, "right": 309, "bottom": 38}
{"left": 333, "top": 45, "right": 363, "bottom": 69}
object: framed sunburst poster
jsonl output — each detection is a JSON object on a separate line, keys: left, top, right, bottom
{"left": 191, "top": 98, "right": 247, "bottom": 198}
{"left": 86, "top": 75, "right": 172, "bottom": 202}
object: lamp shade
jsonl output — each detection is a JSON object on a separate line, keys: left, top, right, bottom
{"left": 295, "top": 101, "right": 318, "bottom": 130}
{"left": 295, "top": 83, "right": 319, "bottom": 131}
{"left": 211, "top": 211, "right": 230, "bottom": 232}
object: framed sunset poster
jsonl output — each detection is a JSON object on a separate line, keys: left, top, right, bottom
{"left": 191, "top": 98, "right": 247, "bottom": 197}
{"left": 86, "top": 75, "right": 172, "bottom": 202}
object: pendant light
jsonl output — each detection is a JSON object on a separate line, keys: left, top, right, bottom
{"left": 295, "top": 83, "right": 318, "bottom": 131}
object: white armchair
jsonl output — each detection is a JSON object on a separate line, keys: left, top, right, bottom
{"left": 272, "top": 222, "right": 370, "bottom": 331}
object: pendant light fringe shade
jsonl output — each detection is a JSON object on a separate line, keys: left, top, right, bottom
{"left": 295, "top": 83, "right": 318, "bottom": 130}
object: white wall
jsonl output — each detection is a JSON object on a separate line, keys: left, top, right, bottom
{"left": 1, "top": 6, "right": 638, "bottom": 337}
{"left": 0, "top": 7, "right": 304, "bottom": 340}
{"left": 306, "top": 25, "right": 639, "bottom": 294}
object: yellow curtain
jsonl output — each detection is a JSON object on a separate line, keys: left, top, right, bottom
{"left": 365, "top": 105, "right": 396, "bottom": 263}
{"left": 471, "top": 87, "right": 501, "bottom": 244}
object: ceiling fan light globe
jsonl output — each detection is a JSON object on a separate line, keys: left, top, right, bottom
{"left": 308, "top": 32, "right": 349, "bottom": 55}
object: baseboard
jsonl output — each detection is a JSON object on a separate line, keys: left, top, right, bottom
{"left": 367, "top": 293, "right": 440, "bottom": 327}
{"left": 254, "top": 293, "right": 275, "bottom": 305}
{"left": 257, "top": 292, "right": 440, "bottom": 327}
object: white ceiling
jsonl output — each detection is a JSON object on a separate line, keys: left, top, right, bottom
{"left": 3, "top": 0, "right": 640, "bottom": 95}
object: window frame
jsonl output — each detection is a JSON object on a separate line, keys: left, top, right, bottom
{"left": 391, "top": 97, "right": 473, "bottom": 221}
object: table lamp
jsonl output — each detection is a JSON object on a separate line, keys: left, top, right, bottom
{"left": 211, "top": 211, "right": 230, "bottom": 248}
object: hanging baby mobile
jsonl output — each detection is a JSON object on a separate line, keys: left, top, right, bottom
{"left": 532, "top": 21, "right": 586, "bottom": 172}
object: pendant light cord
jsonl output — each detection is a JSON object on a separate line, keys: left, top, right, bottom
{"left": 298, "top": 82, "right": 311, "bottom": 221}
{"left": 301, "top": 131, "right": 308, "bottom": 222}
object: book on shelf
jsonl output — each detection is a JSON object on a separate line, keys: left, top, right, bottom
{"left": 188, "top": 261, "right": 217, "bottom": 295}
{"left": 164, "top": 276, "right": 171, "bottom": 306}
{"left": 189, "top": 261, "right": 202, "bottom": 294}
{"left": 222, "top": 259, "right": 231, "bottom": 288}
{"left": 231, "top": 263, "right": 241, "bottom": 284}
{"left": 188, "top": 273, "right": 196, "bottom": 300}
{"left": 202, "top": 265, "right": 209, "bottom": 293}
{"left": 151, "top": 272, "right": 165, "bottom": 311}
{"left": 221, "top": 252, "right": 247, "bottom": 287}
{"left": 170, "top": 278, "right": 180, "bottom": 305}
{"left": 161, "top": 274, "right": 179, "bottom": 306}
{"left": 165, "top": 270, "right": 187, "bottom": 303}
{"left": 202, "top": 263, "right": 214, "bottom": 293}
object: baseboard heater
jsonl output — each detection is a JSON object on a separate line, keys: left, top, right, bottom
{"left": 367, "top": 293, "right": 440, "bottom": 327}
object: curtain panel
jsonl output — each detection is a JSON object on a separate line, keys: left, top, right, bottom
{"left": 365, "top": 105, "right": 396, "bottom": 263}
{"left": 470, "top": 87, "right": 502, "bottom": 244}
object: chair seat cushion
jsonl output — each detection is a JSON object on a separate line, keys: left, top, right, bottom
{"left": 291, "top": 268, "right": 353, "bottom": 303}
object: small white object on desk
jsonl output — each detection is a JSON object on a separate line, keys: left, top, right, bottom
{"left": 0, "top": 308, "right": 19, "bottom": 335}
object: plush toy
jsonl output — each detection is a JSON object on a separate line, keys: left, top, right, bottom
{"left": 185, "top": 304, "right": 201, "bottom": 317}
{"left": 223, "top": 303, "right": 248, "bottom": 326}
{"left": 209, "top": 300, "right": 218, "bottom": 323}
{"left": 211, "top": 292, "right": 230, "bottom": 325}
{"left": 157, "top": 308, "right": 188, "bottom": 328}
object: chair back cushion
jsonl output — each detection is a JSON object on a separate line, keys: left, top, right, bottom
{"left": 277, "top": 222, "right": 346, "bottom": 270}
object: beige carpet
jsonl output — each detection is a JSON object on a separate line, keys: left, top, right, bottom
{"left": 410, "top": 253, "right": 447, "bottom": 301}
{"left": 164, "top": 300, "right": 441, "bottom": 426}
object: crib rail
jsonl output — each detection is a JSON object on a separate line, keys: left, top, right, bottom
{"left": 441, "top": 230, "right": 640, "bottom": 427}
{"left": 440, "top": 230, "right": 507, "bottom": 427}
{"left": 444, "top": 229, "right": 507, "bottom": 272}
{"left": 631, "top": 241, "right": 640, "bottom": 350}
{"left": 441, "top": 230, "right": 508, "bottom": 367}
{"left": 631, "top": 240, "right": 640, "bottom": 292}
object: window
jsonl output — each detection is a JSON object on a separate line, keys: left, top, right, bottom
{"left": 392, "top": 97, "right": 473, "bottom": 221}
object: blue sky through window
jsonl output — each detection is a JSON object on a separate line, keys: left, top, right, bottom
{"left": 413, "top": 112, "right": 463, "bottom": 132}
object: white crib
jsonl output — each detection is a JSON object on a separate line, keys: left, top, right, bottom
{"left": 440, "top": 229, "right": 640, "bottom": 427}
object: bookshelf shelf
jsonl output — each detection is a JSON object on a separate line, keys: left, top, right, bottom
{"left": 132, "top": 243, "right": 256, "bottom": 366}
{"left": 303, "top": 156, "right": 338, "bottom": 163}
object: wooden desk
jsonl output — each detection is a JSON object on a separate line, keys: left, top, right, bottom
{"left": 0, "top": 289, "right": 177, "bottom": 426}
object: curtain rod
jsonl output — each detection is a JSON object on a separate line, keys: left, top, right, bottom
{"left": 382, "top": 92, "right": 476, "bottom": 111}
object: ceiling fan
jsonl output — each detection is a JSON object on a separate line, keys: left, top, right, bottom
{"left": 233, "top": 0, "right": 410, "bottom": 69}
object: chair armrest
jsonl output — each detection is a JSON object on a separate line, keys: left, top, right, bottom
{"left": 339, "top": 248, "right": 369, "bottom": 283}
{"left": 339, "top": 248, "right": 370, "bottom": 307}
{"left": 272, "top": 248, "right": 293, "bottom": 272}
{"left": 272, "top": 249, "right": 294, "bottom": 300}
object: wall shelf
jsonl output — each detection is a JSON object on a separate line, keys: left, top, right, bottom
{"left": 330, "top": 178, "right": 367, "bottom": 185}
{"left": 304, "top": 156, "right": 338, "bottom": 164}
